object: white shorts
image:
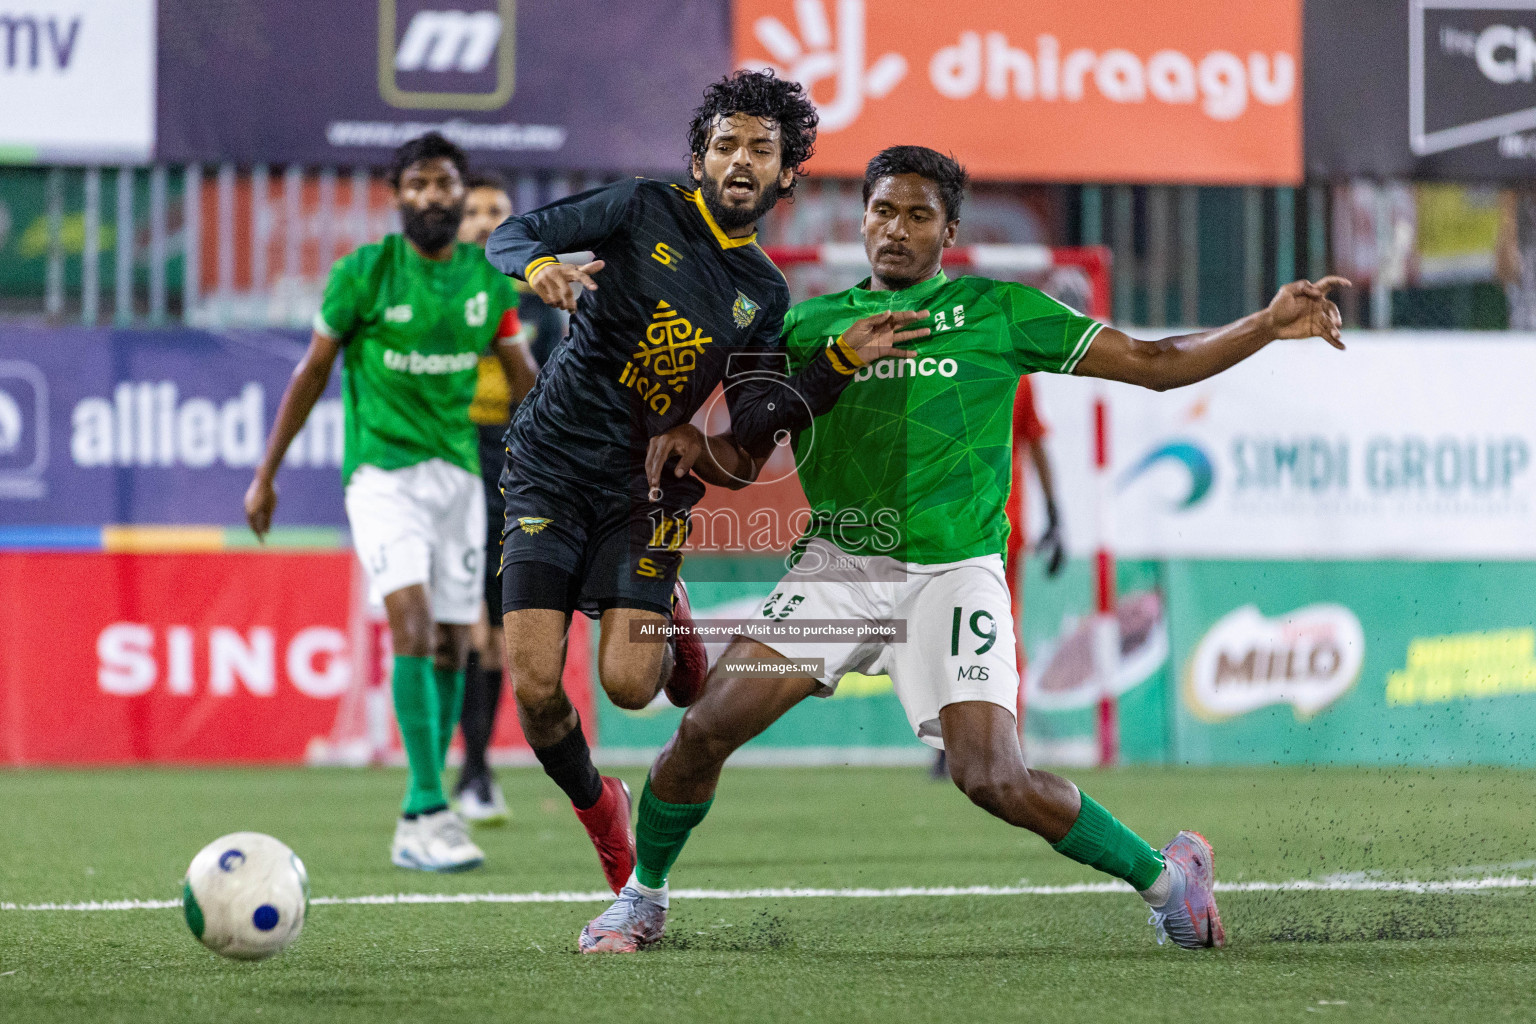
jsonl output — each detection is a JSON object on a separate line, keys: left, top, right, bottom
{"left": 344, "top": 459, "right": 486, "bottom": 625}
{"left": 751, "top": 538, "right": 1020, "bottom": 750}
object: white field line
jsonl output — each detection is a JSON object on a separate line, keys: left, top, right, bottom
{"left": 6, "top": 875, "right": 1536, "bottom": 912}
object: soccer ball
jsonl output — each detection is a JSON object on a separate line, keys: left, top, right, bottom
{"left": 182, "top": 832, "right": 309, "bottom": 961}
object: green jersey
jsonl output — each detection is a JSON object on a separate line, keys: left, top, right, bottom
{"left": 784, "top": 272, "right": 1103, "bottom": 564}
{"left": 314, "top": 235, "right": 520, "bottom": 484}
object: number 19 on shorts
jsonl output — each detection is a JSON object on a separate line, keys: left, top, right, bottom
{"left": 951, "top": 606, "right": 997, "bottom": 656}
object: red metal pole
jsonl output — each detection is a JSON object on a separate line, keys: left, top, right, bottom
{"left": 1093, "top": 391, "right": 1119, "bottom": 767}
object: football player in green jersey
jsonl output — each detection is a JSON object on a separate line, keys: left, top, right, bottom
{"left": 579, "top": 146, "right": 1347, "bottom": 953}
{"left": 244, "top": 133, "right": 538, "bottom": 873}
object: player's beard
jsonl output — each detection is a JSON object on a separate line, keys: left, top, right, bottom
{"left": 401, "top": 201, "right": 465, "bottom": 253}
{"left": 698, "top": 173, "right": 778, "bottom": 232}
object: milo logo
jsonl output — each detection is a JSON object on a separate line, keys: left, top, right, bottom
{"left": 1184, "top": 603, "right": 1364, "bottom": 721}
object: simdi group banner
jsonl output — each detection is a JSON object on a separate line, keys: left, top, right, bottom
{"left": 155, "top": 0, "right": 730, "bottom": 171}
{"left": 733, "top": 0, "right": 1302, "bottom": 183}
{"left": 1031, "top": 334, "right": 1536, "bottom": 560}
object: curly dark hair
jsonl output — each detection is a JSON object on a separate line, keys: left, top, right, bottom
{"left": 687, "top": 70, "right": 818, "bottom": 201}
{"left": 388, "top": 131, "right": 468, "bottom": 189}
{"left": 862, "top": 146, "right": 970, "bottom": 222}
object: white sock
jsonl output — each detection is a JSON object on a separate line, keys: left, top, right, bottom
{"left": 628, "top": 870, "right": 669, "bottom": 908}
{"left": 1139, "top": 867, "right": 1173, "bottom": 908}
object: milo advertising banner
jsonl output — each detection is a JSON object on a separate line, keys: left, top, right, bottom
{"left": 1169, "top": 560, "right": 1536, "bottom": 765}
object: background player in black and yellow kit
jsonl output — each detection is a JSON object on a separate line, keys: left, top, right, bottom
{"left": 454, "top": 172, "right": 565, "bottom": 825}
{"left": 486, "top": 71, "right": 930, "bottom": 894}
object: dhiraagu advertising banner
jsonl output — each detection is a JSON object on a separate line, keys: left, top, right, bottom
{"left": 1167, "top": 560, "right": 1536, "bottom": 766}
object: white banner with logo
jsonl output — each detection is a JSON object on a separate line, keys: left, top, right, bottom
{"left": 1033, "top": 333, "right": 1536, "bottom": 559}
{"left": 0, "top": 0, "right": 155, "bottom": 161}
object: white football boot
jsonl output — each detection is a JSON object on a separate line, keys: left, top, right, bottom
{"left": 579, "top": 876, "right": 668, "bottom": 953}
{"left": 455, "top": 776, "right": 510, "bottom": 826}
{"left": 391, "top": 808, "right": 485, "bottom": 872}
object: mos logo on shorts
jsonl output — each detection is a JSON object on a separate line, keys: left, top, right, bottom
{"left": 517, "top": 516, "right": 552, "bottom": 535}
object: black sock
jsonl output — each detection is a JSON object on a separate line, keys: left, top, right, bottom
{"left": 483, "top": 665, "right": 504, "bottom": 754}
{"left": 455, "top": 651, "right": 483, "bottom": 791}
{"left": 458, "top": 657, "right": 499, "bottom": 785}
{"left": 532, "top": 718, "right": 603, "bottom": 810}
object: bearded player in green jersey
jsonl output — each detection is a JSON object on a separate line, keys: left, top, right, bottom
{"left": 579, "top": 146, "right": 1348, "bottom": 953}
{"left": 244, "top": 133, "right": 538, "bottom": 872}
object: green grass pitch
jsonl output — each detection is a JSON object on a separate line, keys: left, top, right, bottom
{"left": 3, "top": 764, "right": 1536, "bottom": 1022}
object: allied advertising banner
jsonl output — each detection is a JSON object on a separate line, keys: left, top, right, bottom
{"left": 733, "top": 0, "right": 1302, "bottom": 183}
{"left": 155, "top": 0, "right": 729, "bottom": 171}
{"left": 1033, "top": 334, "right": 1536, "bottom": 560}
{"left": 0, "top": 0, "right": 156, "bottom": 163}
{"left": 1305, "top": 0, "right": 1536, "bottom": 179}
{"left": 0, "top": 551, "right": 357, "bottom": 764}
{"left": 0, "top": 326, "right": 345, "bottom": 527}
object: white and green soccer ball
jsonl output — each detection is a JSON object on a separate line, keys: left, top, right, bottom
{"left": 182, "top": 832, "right": 309, "bottom": 961}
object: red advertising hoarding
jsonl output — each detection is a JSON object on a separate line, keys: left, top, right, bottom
{"left": 0, "top": 552, "right": 593, "bottom": 765}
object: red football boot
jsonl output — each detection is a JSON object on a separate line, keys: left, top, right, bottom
{"left": 664, "top": 579, "right": 709, "bottom": 707}
{"left": 572, "top": 777, "right": 635, "bottom": 895}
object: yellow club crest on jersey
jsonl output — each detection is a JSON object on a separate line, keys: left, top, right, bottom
{"left": 732, "top": 291, "right": 760, "bottom": 330}
{"left": 517, "top": 517, "right": 553, "bottom": 535}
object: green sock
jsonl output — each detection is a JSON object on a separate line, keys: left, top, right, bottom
{"left": 1051, "top": 792, "right": 1166, "bottom": 891}
{"left": 433, "top": 667, "right": 466, "bottom": 775}
{"left": 391, "top": 655, "right": 445, "bottom": 816}
{"left": 634, "top": 776, "right": 713, "bottom": 889}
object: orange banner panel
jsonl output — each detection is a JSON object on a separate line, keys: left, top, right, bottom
{"left": 734, "top": 0, "right": 1302, "bottom": 184}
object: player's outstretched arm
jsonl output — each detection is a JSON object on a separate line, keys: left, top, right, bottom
{"left": 244, "top": 331, "right": 341, "bottom": 540}
{"left": 646, "top": 424, "right": 760, "bottom": 493}
{"left": 1073, "top": 277, "right": 1348, "bottom": 391}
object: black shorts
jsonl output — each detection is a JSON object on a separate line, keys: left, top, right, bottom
{"left": 499, "top": 468, "right": 689, "bottom": 619}
{"left": 477, "top": 423, "right": 509, "bottom": 618}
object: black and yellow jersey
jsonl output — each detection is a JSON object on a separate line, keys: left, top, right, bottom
{"left": 486, "top": 177, "right": 859, "bottom": 504}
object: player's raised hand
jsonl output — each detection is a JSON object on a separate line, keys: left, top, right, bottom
{"left": 529, "top": 259, "right": 605, "bottom": 312}
{"left": 840, "top": 310, "right": 931, "bottom": 364}
{"left": 244, "top": 475, "right": 278, "bottom": 543}
{"left": 645, "top": 423, "right": 706, "bottom": 497}
{"left": 1267, "top": 276, "right": 1350, "bottom": 349}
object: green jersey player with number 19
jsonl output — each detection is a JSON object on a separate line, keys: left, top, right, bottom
{"left": 581, "top": 146, "right": 1350, "bottom": 954}
{"left": 244, "top": 133, "right": 537, "bottom": 874}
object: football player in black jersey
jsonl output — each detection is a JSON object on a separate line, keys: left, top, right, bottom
{"left": 485, "top": 70, "right": 929, "bottom": 894}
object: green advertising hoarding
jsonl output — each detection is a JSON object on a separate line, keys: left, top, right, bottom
{"left": 1167, "top": 560, "right": 1536, "bottom": 766}
{"left": 1019, "top": 558, "right": 1172, "bottom": 766}
{"left": 598, "top": 554, "right": 1536, "bottom": 767}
